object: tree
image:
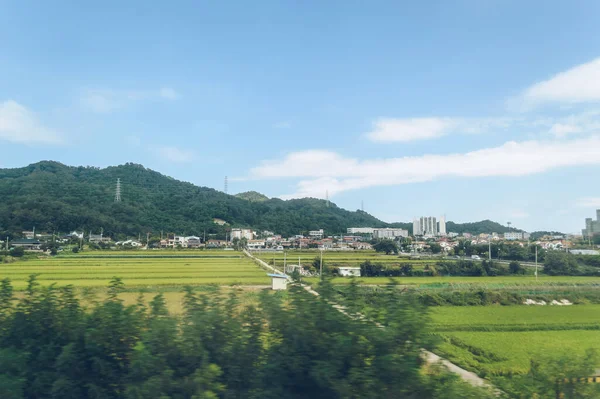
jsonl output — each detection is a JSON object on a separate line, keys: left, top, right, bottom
{"left": 71, "top": 246, "right": 79, "bottom": 253}
{"left": 9, "top": 247, "right": 24, "bottom": 257}
{"left": 509, "top": 261, "right": 525, "bottom": 275}
{"left": 373, "top": 240, "right": 398, "bottom": 255}
{"left": 544, "top": 251, "right": 579, "bottom": 275}
{"left": 429, "top": 243, "right": 442, "bottom": 254}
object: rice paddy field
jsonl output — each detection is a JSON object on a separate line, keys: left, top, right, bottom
{"left": 431, "top": 305, "right": 600, "bottom": 376}
{"left": 0, "top": 252, "right": 270, "bottom": 290}
{"left": 255, "top": 250, "right": 446, "bottom": 268}
{"left": 305, "top": 275, "right": 600, "bottom": 288}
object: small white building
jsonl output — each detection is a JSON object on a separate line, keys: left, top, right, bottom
{"left": 268, "top": 273, "right": 289, "bottom": 290}
{"left": 231, "top": 228, "right": 255, "bottom": 240}
{"left": 338, "top": 267, "right": 361, "bottom": 277}
{"left": 309, "top": 229, "right": 324, "bottom": 238}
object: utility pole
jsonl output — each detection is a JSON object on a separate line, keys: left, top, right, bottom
{"left": 283, "top": 252, "right": 287, "bottom": 274}
{"left": 5, "top": 236, "right": 8, "bottom": 251}
{"left": 319, "top": 250, "right": 324, "bottom": 280}
{"left": 535, "top": 245, "right": 538, "bottom": 281}
{"left": 146, "top": 232, "right": 150, "bottom": 249}
{"left": 488, "top": 237, "right": 492, "bottom": 261}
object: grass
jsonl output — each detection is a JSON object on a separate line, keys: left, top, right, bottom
{"left": 256, "top": 250, "right": 445, "bottom": 267}
{"left": 1, "top": 255, "right": 270, "bottom": 290}
{"left": 430, "top": 305, "right": 600, "bottom": 331}
{"left": 430, "top": 305, "right": 600, "bottom": 376}
{"left": 304, "top": 275, "right": 600, "bottom": 287}
{"left": 436, "top": 330, "right": 600, "bottom": 376}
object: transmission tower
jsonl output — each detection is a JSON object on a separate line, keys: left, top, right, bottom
{"left": 326, "top": 190, "right": 330, "bottom": 207}
{"left": 361, "top": 200, "right": 364, "bottom": 212}
{"left": 224, "top": 176, "right": 228, "bottom": 194}
{"left": 115, "top": 178, "right": 121, "bottom": 202}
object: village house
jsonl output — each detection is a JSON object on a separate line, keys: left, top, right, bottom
{"left": 11, "top": 239, "right": 42, "bottom": 251}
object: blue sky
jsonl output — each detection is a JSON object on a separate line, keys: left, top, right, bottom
{"left": 2, "top": 1, "right": 600, "bottom": 233}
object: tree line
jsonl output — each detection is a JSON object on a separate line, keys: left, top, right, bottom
{"left": 0, "top": 276, "right": 499, "bottom": 399}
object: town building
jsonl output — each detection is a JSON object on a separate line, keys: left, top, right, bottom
{"left": 231, "top": 228, "right": 254, "bottom": 240}
{"left": 11, "top": 239, "right": 42, "bottom": 250}
{"left": 89, "top": 234, "right": 111, "bottom": 243}
{"left": 439, "top": 215, "right": 446, "bottom": 236}
{"left": 373, "top": 228, "right": 408, "bottom": 239}
{"left": 346, "top": 227, "right": 375, "bottom": 234}
{"left": 582, "top": 209, "right": 600, "bottom": 238}
{"left": 413, "top": 216, "right": 446, "bottom": 236}
{"left": 309, "top": 229, "right": 324, "bottom": 239}
{"left": 247, "top": 239, "right": 266, "bottom": 250}
{"left": 503, "top": 232, "right": 531, "bottom": 241}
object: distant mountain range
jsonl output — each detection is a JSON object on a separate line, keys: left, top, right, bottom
{"left": 0, "top": 161, "right": 519, "bottom": 238}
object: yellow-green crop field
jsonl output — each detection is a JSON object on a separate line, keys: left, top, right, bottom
{"left": 0, "top": 254, "right": 270, "bottom": 290}
{"left": 305, "top": 275, "right": 600, "bottom": 287}
{"left": 255, "top": 250, "right": 444, "bottom": 268}
{"left": 431, "top": 305, "right": 600, "bottom": 375}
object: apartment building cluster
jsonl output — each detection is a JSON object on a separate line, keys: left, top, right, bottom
{"left": 582, "top": 209, "right": 600, "bottom": 238}
{"left": 412, "top": 216, "right": 446, "bottom": 237}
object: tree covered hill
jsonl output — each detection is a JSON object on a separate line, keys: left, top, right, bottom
{"left": 234, "top": 191, "right": 269, "bottom": 202}
{"left": 0, "top": 161, "right": 385, "bottom": 238}
{"left": 0, "top": 161, "right": 520, "bottom": 239}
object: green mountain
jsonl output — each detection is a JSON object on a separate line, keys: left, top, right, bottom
{"left": 235, "top": 191, "right": 269, "bottom": 202}
{"left": 0, "top": 161, "right": 385, "bottom": 238}
{"left": 445, "top": 220, "right": 518, "bottom": 235}
{"left": 0, "top": 161, "right": 522, "bottom": 239}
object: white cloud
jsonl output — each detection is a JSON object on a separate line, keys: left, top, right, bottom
{"left": 0, "top": 100, "right": 63, "bottom": 144}
{"left": 80, "top": 87, "right": 179, "bottom": 113}
{"left": 575, "top": 197, "right": 600, "bottom": 208}
{"left": 366, "top": 117, "right": 513, "bottom": 142}
{"left": 519, "top": 57, "right": 600, "bottom": 109}
{"left": 549, "top": 123, "right": 582, "bottom": 137}
{"left": 366, "top": 117, "right": 459, "bottom": 142}
{"left": 273, "top": 121, "right": 292, "bottom": 129}
{"left": 248, "top": 136, "right": 600, "bottom": 198}
{"left": 155, "top": 146, "right": 195, "bottom": 163}
{"left": 546, "top": 110, "right": 600, "bottom": 137}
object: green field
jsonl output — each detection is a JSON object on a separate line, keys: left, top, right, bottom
{"left": 431, "top": 305, "right": 600, "bottom": 375}
{"left": 0, "top": 254, "right": 270, "bottom": 290}
{"left": 256, "top": 250, "right": 445, "bottom": 268}
{"left": 305, "top": 275, "right": 600, "bottom": 287}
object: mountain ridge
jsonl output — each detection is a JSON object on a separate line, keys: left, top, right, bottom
{"left": 0, "top": 161, "right": 519, "bottom": 238}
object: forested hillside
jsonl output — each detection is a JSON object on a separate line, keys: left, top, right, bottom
{"left": 0, "top": 161, "right": 384, "bottom": 238}
{"left": 0, "top": 161, "right": 518, "bottom": 238}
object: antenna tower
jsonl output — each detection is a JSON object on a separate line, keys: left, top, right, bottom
{"left": 115, "top": 178, "right": 121, "bottom": 202}
{"left": 326, "top": 190, "right": 330, "bottom": 207}
{"left": 224, "top": 176, "right": 228, "bottom": 194}
{"left": 361, "top": 200, "right": 364, "bottom": 212}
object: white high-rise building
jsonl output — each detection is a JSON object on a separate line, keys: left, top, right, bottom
{"left": 421, "top": 216, "right": 437, "bottom": 236}
{"left": 438, "top": 215, "right": 446, "bottom": 236}
{"left": 412, "top": 218, "right": 422, "bottom": 236}
{"left": 413, "top": 215, "right": 447, "bottom": 236}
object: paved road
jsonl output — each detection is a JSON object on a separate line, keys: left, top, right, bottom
{"left": 244, "top": 250, "right": 497, "bottom": 392}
